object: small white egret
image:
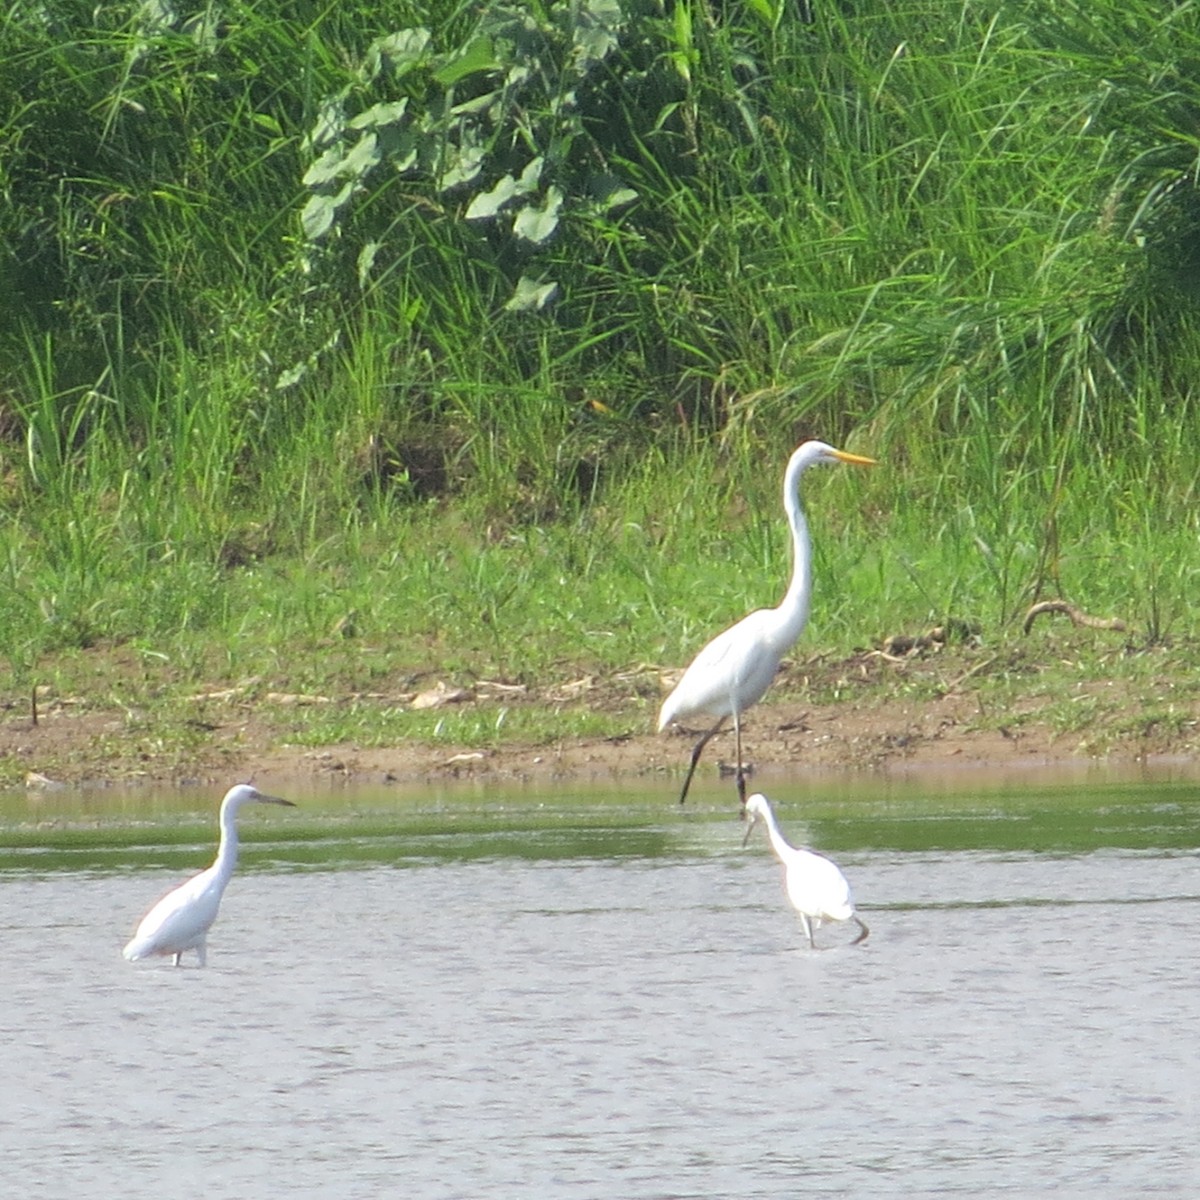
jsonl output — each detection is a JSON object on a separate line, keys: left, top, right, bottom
{"left": 657, "top": 440, "right": 876, "bottom": 806}
{"left": 123, "top": 784, "right": 295, "bottom": 967}
{"left": 742, "top": 791, "right": 868, "bottom": 948}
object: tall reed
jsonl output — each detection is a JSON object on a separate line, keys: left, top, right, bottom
{"left": 1, "top": 0, "right": 1197, "bottom": 683}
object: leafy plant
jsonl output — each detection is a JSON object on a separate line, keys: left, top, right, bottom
{"left": 298, "top": 1, "right": 640, "bottom": 312}
{"left": 1, "top": 0, "right": 1199, "bottom": 710}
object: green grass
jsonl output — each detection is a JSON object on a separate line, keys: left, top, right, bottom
{"left": 3, "top": 0, "right": 1200, "bottom": 777}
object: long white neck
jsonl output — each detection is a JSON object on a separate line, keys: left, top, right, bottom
{"left": 211, "top": 795, "right": 244, "bottom": 884}
{"left": 759, "top": 802, "right": 794, "bottom": 865}
{"left": 776, "top": 450, "right": 814, "bottom": 639}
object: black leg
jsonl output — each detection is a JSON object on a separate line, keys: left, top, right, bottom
{"left": 852, "top": 916, "right": 870, "bottom": 945}
{"left": 733, "top": 711, "right": 748, "bottom": 812}
{"left": 678, "top": 718, "right": 726, "bottom": 804}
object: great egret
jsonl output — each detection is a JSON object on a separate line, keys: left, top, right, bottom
{"left": 123, "top": 784, "right": 295, "bottom": 967}
{"left": 657, "top": 440, "right": 876, "bottom": 806}
{"left": 742, "top": 791, "right": 869, "bottom": 948}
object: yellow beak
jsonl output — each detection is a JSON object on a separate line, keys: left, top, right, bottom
{"left": 832, "top": 448, "right": 878, "bottom": 466}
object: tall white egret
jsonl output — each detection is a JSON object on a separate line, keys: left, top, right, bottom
{"left": 123, "top": 784, "right": 295, "bottom": 967}
{"left": 657, "top": 440, "right": 876, "bottom": 806}
{"left": 742, "top": 791, "right": 868, "bottom": 948}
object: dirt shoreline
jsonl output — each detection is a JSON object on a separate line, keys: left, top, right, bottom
{"left": 8, "top": 646, "right": 1200, "bottom": 792}
{"left": 244, "top": 689, "right": 1200, "bottom": 791}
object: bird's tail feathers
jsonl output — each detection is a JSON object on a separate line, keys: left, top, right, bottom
{"left": 122, "top": 935, "right": 154, "bottom": 961}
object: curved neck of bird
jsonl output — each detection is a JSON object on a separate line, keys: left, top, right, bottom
{"left": 212, "top": 798, "right": 244, "bottom": 882}
{"left": 777, "top": 457, "right": 814, "bottom": 635}
{"left": 757, "top": 804, "right": 792, "bottom": 863}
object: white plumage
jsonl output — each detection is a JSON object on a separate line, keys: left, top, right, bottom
{"left": 658, "top": 440, "right": 876, "bottom": 806}
{"left": 123, "top": 784, "right": 295, "bottom": 967}
{"left": 742, "top": 791, "right": 869, "bottom": 948}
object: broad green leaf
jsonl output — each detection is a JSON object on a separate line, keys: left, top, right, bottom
{"left": 573, "top": 0, "right": 624, "bottom": 64}
{"left": 466, "top": 174, "right": 520, "bottom": 220}
{"left": 341, "top": 132, "right": 381, "bottom": 180}
{"left": 585, "top": 0, "right": 624, "bottom": 24}
{"left": 518, "top": 157, "right": 544, "bottom": 192}
{"left": 602, "top": 186, "right": 637, "bottom": 211}
{"left": 438, "top": 141, "right": 486, "bottom": 191}
{"left": 348, "top": 100, "right": 410, "bottom": 130}
{"left": 575, "top": 24, "right": 619, "bottom": 62}
{"left": 300, "top": 193, "right": 336, "bottom": 240}
{"left": 369, "top": 28, "right": 432, "bottom": 77}
{"left": 377, "top": 124, "right": 420, "bottom": 173}
{"left": 513, "top": 187, "right": 563, "bottom": 244}
{"left": 433, "top": 36, "right": 498, "bottom": 86}
{"left": 305, "top": 96, "right": 345, "bottom": 151}
{"left": 302, "top": 146, "right": 346, "bottom": 187}
{"left": 467, "top": 157, "right": 545, "bottom": 220}
{"left": 252, "top": 112, "right": 282, "bottom": 137}
{"left": 451, "top": 90, "right": 502, "bottom": 117}
{"left": 303, "top": 135, "right": 379, "bottom": 190}
{"left": 300, "top": 179, "right": 356, "bottom": 240}
{"left": 505, "top": 276, "right": 559, "bottom": 312}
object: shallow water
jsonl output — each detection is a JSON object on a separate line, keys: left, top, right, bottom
{"left": 2, "top": 770, "right": 1199, "bottom": 1197}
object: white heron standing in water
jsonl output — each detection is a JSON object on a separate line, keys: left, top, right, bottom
{"left": 657, "top": 440, "right": 876, "bottom": 806}
{"left": 742, "top": 791, "right": 869, "bottom": 948}
{"left": 123, "top": 784, "right": 295, "bottom": 967}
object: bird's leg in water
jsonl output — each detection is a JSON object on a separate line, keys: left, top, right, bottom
{"left": 852, "top": 917, "right": 870, "bottom": 945}
{"left": 678, "top": 718, "right": 727, "bottom": 805}
{"left": 799, "top": 912, "right": 815, "bottom": 948}
{"left": 733, "top": 711, "right": 747, "bottom": 812}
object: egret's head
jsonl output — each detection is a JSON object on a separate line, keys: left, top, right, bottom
{"left": 742, "top": 792, "right": 770, "bottom": 846}
{"left": 223, "top": 783, "right": 296, "bottom": 809}
{"left": 743, "top": 792, "right": 770, "bottom": 820}
{"left": 791, "top": 440, "right": 877, "bottom": 473}
{"left": 784, "top": 442, "right": 877, "bottom": 497}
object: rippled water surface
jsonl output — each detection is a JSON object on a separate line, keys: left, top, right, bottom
{"left": 2, "top": 767, "right": 1199, "bottom": 1197}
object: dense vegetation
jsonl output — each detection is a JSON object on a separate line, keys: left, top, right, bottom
{"left": 2, "top": 0, "right": 1198, "bottom": 720}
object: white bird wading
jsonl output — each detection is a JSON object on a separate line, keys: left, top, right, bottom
{"left": 658, "top": 440, "right": 876, "bottom": 807}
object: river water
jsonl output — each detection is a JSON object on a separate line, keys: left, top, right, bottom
{"left": 2, "top": 767, "right": 1198, "bottom": 1197}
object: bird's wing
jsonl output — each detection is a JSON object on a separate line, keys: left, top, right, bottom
{"left": 788, "top": 849, "right": 856, "bottom": 921}
{"left": 662, "top": 609, "right": 780, "bottom": 722}
{"left": 127, "top": 870, "right": 221, "bottom": 953}
{"left": 687, "top": 608, "right": 776, "bottom": 670}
